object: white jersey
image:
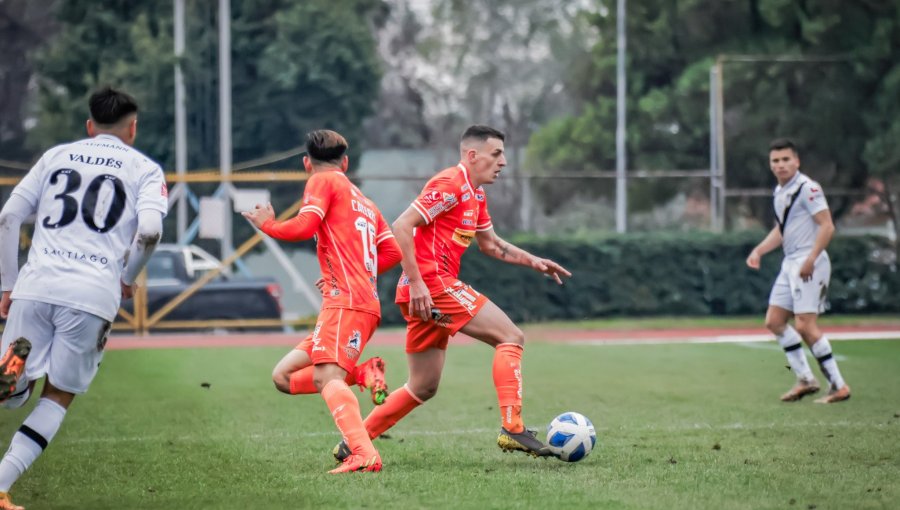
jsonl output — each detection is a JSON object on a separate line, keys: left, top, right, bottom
{"left": 773, "top": 172, "right": 828, "bottom": 260}
{"left": 10, "top": 134, "right": 168, "bottom": 321}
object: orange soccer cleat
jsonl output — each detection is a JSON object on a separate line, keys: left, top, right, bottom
{"left": 328, "top": 453, "right": 382, "bottom": 474}
{"left": 814, "top": 384, "right": 851, "bottom": 404}
{"left": 0, "top": 338, "right": 31, "bottom": 402}
{"left": 780, "top": 377, "right": 820, "bottom": 402}
{"left": 354, "top": 357, "right": 388, "bottom": 405}
{"left": 0, "top": 491, "right": 24, "bottom": 510}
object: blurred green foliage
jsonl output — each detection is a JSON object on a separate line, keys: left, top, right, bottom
{"left": 377, "top": 233, "right": 900, "bottom": 324}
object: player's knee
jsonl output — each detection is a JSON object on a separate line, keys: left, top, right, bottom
{"left": 409, "top": 381, "right": 439, "bottom": 401}
{"left": 271, "top": 371, "right": 291, "bottom": 394}
{"left": 498, "top": 326, "right": 525, "bottom": 346}
{"left": 764, "top": 317, "right": 786, "bottom": 334}
{"left": 794, "top": 320, "right": 818, "bottom": 341}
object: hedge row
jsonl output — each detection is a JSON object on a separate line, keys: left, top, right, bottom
{"left": 376, "top": 233, "right": 900, "bottom": 325}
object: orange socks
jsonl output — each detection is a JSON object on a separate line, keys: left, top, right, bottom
{"left": 362, "top": 384, "right": 423, "bottom": 439}
{"left": 289, "top": 365, "right": 358, "bottom": 395}
{"left": 493, "top": 343, "right": 524, "bottom": 433}
{"left": 321, "top": 379, "right": 376, "bottom": 456}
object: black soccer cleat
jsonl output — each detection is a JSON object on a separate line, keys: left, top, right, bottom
{"left": 497, "top": 427, "right": 556, "bottom": 458}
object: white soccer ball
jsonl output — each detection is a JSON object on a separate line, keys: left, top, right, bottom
{"left": 546, "top": 411, "right": 596, "bottom": 462}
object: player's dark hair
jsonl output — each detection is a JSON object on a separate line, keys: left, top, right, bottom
{"left": 461, "top": 125, "right": 505, "bottom": 144}
{"left": 306, "top": 130, "right": 348, "bottom": 165}
{"left": 769, "top": 138, "right": 798, "bottom": 156}
{"left": 89, "top": 86, "right": 138, "bottom": 125}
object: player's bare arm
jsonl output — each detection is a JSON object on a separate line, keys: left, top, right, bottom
{"left": 475, "top": 229, "right": 571, "bottom": 285}
{"left": 747, "top": 226, "right": 783, "bottom": 270}
{"left": 798, "top": 209, "right": 835, "bottom": 281}
{"left": 0, "top": 194, "right": 38, "bottom": 318}
{"left": 393, "top": 205, "right": 433, "bottom": 320}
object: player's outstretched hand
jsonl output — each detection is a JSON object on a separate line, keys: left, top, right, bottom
{"left": 531, "top": 257, "right": 571, "bottom": 285}
{"left": 0, "top": 291, "right": 11, "bottom": 319}
{"left": 746, "top": 250, "right": 761, "bottom": 270}
{"left": 121, "top": 281, "right": 136, "bottom": 300}
{"left": 315, "top": 277, "right": 327, "bottom": 296}
{"left": 242, "top": 202, "right": 276, "bottom": 229}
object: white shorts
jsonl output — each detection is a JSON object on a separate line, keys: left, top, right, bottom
{"left": 0, "top": 299, "right": 110, "bottom": 394}
{"left": 768, "top": 252, "right": 831, "bottom": 315}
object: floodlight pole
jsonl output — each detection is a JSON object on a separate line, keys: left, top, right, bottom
{"left": 218, "top": 0, "right": 233, "bottom": 258}
{"left": 174, "top": 0, "right": 187, "bottom": 242}
{"left": 615, "top": 0, "right": 627, "bottom": 233}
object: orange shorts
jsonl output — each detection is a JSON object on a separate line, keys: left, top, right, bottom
{"left": 397, "top": 281, "right": 489, "bottom": 353}
{"left": 296, "top": 308, "right": 380, "bottom": 373}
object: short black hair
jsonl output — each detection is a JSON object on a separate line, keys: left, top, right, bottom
{"left": 461, "top": 125, "right": 505, "bottom": 144}
{"left": 306, "top": 129, "right": 348, "bottom": 164}
{"left": 89, "top": 86, "right": 138, "bottom": 125}
{"left": 769, "top": 138, "right": 798, "bottom": 155}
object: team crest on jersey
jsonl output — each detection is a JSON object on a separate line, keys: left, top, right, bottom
{"left": 475, "top": 193, "right": 485, "bottom": 201}
{"left": 451, "top": 228, "right": 475, "bottom": 247}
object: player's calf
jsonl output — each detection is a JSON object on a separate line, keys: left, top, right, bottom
{"left": 0, "top": 338, "right": 31, "bottom": 403}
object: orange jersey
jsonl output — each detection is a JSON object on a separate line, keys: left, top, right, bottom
{"left": 294, "top": 171, "right": 393, "bottom": 316}
{"left": 396, "top": 163, "right": 492, "bottom": 302}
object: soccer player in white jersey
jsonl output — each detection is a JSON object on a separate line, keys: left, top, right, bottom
{"left": 0, "top": 87, "right": 168, "bottom": 510}
{"left": 746, "top": 138, "right": 850, "bottom": 405}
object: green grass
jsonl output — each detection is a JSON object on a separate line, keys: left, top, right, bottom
{"left": 2, "top": 339, "right": 899, "bottom": 509}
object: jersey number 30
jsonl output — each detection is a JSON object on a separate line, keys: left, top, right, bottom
{"left": 43, "top": 168, "right": 126, "bottom": 233}
{"left": 355, "top": 216, "right": 377, "bottom": 278}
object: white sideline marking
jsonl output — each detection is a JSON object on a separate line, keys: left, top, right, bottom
{"left": 569, "top": 330, "right": 900, "bottom": 346}
{"left": 59, "top": 421, "right": 891, "bottom": 446}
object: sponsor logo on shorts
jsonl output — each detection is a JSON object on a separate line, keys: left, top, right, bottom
{"left": 97, "top": 321, "right": 112, "bottom": 352}
{"left": 444, "top": 283, "right": 478, "bottom": 312}
{"left": 430, "top": 308, "right": 453, "bottom": 328}
{"left": 344, "top": 330, "right": 362, "bottom": 360}
{"left": 312, "top": 322, "right": 326, "bottom": 352}
{"left": 451, "top": 228, "right": 475, "bottom": 247}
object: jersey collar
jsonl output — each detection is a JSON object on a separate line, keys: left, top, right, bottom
{"left": 774, "top": 171, "right": 806, "bottom": 195}
{"left": 93, "top": 133, "right": 126, "bottom": 144}
{"left": 457, "top": 162, "right": 476, "bottom": 191}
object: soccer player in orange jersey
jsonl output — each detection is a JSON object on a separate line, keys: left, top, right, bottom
{"left": 334, "top": 125, "right": 571, "bottom": 461}
{"left": 243, "top": 130, "right": 401, "bottom": 473}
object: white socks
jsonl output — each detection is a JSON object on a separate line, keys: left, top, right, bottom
{"left": 776, "top": 326, "right": 814, "bottom": 381}
{"left": 0, "top": 398, "right": 67, "bottom": 492}
{"left": 810, "top": 337, "right": 846, "bottom": 390}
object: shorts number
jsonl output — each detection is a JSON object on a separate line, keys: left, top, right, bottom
{"left": 355, "top": 216, "right": 377, "bottom": 277}
{"left": 42, "top": 169, "right": 127, "bottom": 233}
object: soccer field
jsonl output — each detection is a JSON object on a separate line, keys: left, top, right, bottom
{"left": 2, "top": 337, "right": 898, "bottom": 509}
